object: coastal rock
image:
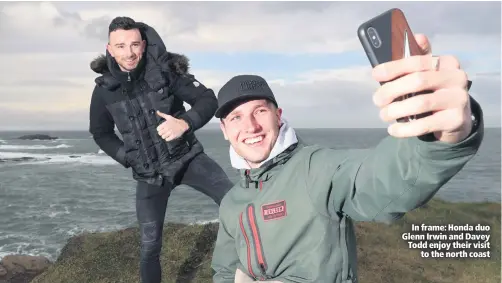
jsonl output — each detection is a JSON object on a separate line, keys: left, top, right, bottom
{"left": 0, "top": 157, "right": 51, "bottom": 163}
{"left": 17, "top": 135, "right": 57, "bottom": 141}
{"left": 0, "top": 255, "right": 52, "bottom": 283}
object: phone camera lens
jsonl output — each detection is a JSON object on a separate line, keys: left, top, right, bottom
{"left": 367, "top": 27, "right": 382, "bottom": 48}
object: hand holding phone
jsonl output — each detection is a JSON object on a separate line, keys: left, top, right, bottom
{"left": 357, "top": 8, "right": 475, "bottom": 143}
{"left": 357, "top": 8, "right": 431, "bottom": 123}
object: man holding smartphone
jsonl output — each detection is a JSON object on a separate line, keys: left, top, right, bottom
{"left": 210, "top": 33, "right": 483, "bottom": 283}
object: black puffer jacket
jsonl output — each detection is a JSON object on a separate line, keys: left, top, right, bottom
{"left": 89, "top": 23, "right": 217, "bottom": 186}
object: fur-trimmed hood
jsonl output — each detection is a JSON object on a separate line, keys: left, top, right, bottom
{"left": 89, "top": 22, "right": 190, "bottom": 78}
{"left": 89, "top": 51, "right": 190, "bottom": 76}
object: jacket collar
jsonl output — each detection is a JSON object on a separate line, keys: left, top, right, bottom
{"left": 106, "top": 51, "right": 147, "bottom": 84}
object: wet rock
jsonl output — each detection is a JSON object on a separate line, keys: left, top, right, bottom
{"left": 0, "top": 157, "right": 51, "bottom": 163}
{"left": 0, "top": 255, "right": 52, "bottom": 283}
{"left": 17, "top": 135, "right": 57, "bottom": 141}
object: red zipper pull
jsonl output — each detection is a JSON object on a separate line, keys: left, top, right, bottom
{"left": 259, "top": 180, "right": 263, "bottom": 191}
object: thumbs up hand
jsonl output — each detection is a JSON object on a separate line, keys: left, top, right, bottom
{"left": 156, "top": 111, "right": 189, "bottom": 142}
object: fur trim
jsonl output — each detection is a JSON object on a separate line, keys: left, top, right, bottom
{"left": 90, "top": 54, "right": 108, "bottom": 74}
{"left": 89, "top": 52, "right": 190, "bottom": 76}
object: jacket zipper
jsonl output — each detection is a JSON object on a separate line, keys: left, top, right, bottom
{"left": 247, "top": 204, "right": 268, "bottom": 280}
{"left": 123, "top": 74, "right": 148, "bottom": 169}
{"left": 245, "top": 169, "right": 251, "bottom": 188}
{"left": 239, "top": 212, "right": 256, "bottom": 279}
{"left": 245, "top": 170, "right": 262, "bottom": 190}
{"left": 340, "top": 214, "right": 350, "bottom": 281}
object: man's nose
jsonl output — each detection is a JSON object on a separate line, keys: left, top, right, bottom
{"left": 125, "top": 46, "right": 134, "bottom": 57}
{"left": 243, "top": 116, "right": 260, "bottom": 133}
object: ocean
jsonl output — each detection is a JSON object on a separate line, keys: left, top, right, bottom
{"left": 0, "top": 128, "right": 500, "bottom": 262}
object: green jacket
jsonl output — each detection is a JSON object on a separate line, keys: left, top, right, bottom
{"left": 211, "top": 104, "right": 484, "bottom": 283}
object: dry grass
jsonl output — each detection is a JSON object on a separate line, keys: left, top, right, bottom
{"left": 31, "top": 198, "right": 500, "bottom": 283}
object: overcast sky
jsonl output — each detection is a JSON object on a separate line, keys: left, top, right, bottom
{"left": 0, "top": 1, "right": 500, "bottom": 130}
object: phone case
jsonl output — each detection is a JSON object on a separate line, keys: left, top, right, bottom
{"left": 357, "top": 8, "right": 429, "bottom": 122}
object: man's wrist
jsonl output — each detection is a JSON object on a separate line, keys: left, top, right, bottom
{"left": 179, "top": 118, "right": 190, "bottom": 132}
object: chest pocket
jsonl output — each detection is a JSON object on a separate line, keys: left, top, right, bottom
{"left": 144, "top": 86, "right": 172, "bottom": 121}
{"left": 141, "top": 84, "right": 191, "bottom": 158}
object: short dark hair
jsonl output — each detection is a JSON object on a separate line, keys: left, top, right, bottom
{"left": 108, "top": 16, "right": 140, "bottom": 35}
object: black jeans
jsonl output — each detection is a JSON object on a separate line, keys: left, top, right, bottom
{"left": 135, "top": 152, "right": 233, "bottom": 283}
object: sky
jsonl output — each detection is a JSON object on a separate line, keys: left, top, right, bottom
{"left": 0, "top": 1, "right": 500, "bottom": 130}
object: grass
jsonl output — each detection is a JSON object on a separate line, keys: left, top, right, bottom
{"left": 31, "top": 198, "right": 500, "bottom": 283}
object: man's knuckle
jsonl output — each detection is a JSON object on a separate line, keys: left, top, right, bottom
{"left": 446, "top": 55, "right": 461, "bottom": 69}
{"left": 420, "top": 120, "right": 433, "bottom": 135}
{"left": 418, "top": 55, "right": 430, "bottom": 70}
{"left": 417, "top": 95, "right": 432, "bottom": 111}
{"left": 451, "top": 112, "right": 465, "bottom": 129}
{"left": 456, "top": 88, "right": 469, "bottom": 107}
{"left": 380, "top": 108, "right": 388, "bottom": 121}
{"left": 412, "top": 72, "right": 427, "bottom": 88}
{"left": 456, "top": 70, "right": 469, "bottom": 87}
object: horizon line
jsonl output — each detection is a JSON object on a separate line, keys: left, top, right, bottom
{"left": 0, "top": 126, "right": 501, "bottom": 132}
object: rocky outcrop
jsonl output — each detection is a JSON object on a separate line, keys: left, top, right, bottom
{"left": 17, "top": 135, "right": 57, "bottom": 141}
{"left": 0, "top": 255, "right": 52, "bottom": 283}
{"left": 0, "top": 157, "right": 50, "bottom": 163}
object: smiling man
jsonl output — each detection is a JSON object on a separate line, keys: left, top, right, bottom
{"left": 88, "top": 17, "right": 233, "bottom": 283}
{"left": 210, "top": 34, "right": 484, "bottom": 283}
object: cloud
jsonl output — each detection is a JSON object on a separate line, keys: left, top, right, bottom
{"left": 0, "top": 107, "right": 89, "bottom": 131}
{"left": 0, "top": 79, "right": 85, "bottom": 88}
{"left": 0, "top": 1, "right": 499, "bottom": 130}
{"left": 1, "top": 2, "right": 499, "bottom": 54}
{"left": 0, "top": 62, "right": 498, "bottom": 130}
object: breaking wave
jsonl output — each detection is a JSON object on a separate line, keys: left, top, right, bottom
{"left": 0, "top": 144, "right": 72, "bottom": 150}
{"left": 0, "top": 151, "right": 116, "bottom": 165}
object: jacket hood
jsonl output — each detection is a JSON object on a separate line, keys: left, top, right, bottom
{"left": 89, "top": 22, "right": 190, "bottom": 78}
{"left": 89, "top": 51, "right": 190, "bottom": 77}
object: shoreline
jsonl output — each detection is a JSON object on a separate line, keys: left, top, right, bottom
{"left": 1, "top": 198, "right": 500, "bottom": 283}
{"left": 0, "top": 197, "right": 500, "bottom": 262}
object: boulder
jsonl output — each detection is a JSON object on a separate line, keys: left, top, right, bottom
{"left": 0, "top": 255, "right": 52, "bottom": 283}
{"left": 0, "top": 157, "right": 51, "bottom": 163}
{"left": 17, "top": 135, "right": 57, "bottom": 141}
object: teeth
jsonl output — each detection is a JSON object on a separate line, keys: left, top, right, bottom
{"left": 244, "top": 136, "right": 263, "bottom": 144}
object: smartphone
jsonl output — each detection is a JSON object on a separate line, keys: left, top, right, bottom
{"left": 357, "top": 8, "right": 429, "bottom": 123}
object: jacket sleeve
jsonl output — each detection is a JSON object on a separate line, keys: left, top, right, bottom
{"left": 306, "top": 96, "right": 484, "bottom": 223}
{"left": 170, "top": 74, "right": 218, "bottom": 133}
{"left": 211, "top": 206, "right": 240, "bottom": 282}
{"left": 89, "top": 86, "right": 130, "bottom": 168}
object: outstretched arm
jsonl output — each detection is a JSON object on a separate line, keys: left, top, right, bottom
{"left": 89, "top": 86, "right": 129, "bottom": 168}
{"left": 307, "top": 97, "right": 483, "bottom": 223}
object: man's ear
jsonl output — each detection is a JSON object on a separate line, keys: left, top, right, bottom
{"left": 219, "top": 121, "right": 229, "bottom": 141}
{"left": 106, "top": 44, "right": 114, "bottom": 57}
{"left": 276, "top": 107, "right": 283, "bottom": 125}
